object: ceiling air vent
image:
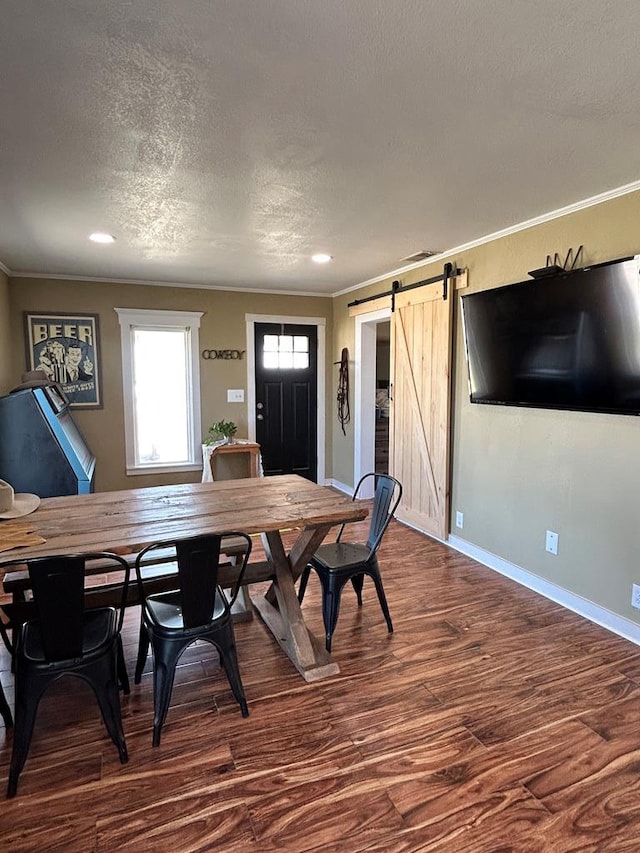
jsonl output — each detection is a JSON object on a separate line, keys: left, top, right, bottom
{"left": 400, "top": 249, "right": 440, "bottom": 264}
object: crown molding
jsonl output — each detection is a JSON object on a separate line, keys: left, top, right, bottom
{"left": 8, "top": 271, "right": 327, "bottom": 299}
{"left": 332, "top": 177, "right": 640, "bottom": 298}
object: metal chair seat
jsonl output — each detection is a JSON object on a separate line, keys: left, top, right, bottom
{"left": 145, "top": 588, "right": 227, "bottom": 632}
{"left": 310, "top": 542, "right": 372, "bottom": 571}
{"left": 22, "top": 607, "right": 118, "bottom": 661}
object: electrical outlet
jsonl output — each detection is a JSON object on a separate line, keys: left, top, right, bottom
{"left": 545, "top": 530, "right": 559, "bottom": 555}
{"left": 632, "top": 584, "right": 640, "bottom": 610}
{"left": 455, "top": 511, "right": 464, "bottom": 529}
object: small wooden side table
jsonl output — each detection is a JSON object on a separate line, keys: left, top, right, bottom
{"left": 202, "top": 441, "right": 261, "bottom": 482}
{"left": 209, "top": 442, "right": 260, "bottom": 480}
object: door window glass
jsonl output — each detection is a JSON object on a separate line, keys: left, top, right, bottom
{"left": 263, "top": 334, "right": 309, "bottom": 369}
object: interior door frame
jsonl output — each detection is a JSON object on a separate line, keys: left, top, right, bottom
{"left": 354, "top": 306, "right": 392, "bottom": 498}
{"left": 246, "top": 314, "right": 326, "bottom": 483}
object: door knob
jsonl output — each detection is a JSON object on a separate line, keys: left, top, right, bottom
{"left": 257, "top": 414, "right": 264, "bottom": 421}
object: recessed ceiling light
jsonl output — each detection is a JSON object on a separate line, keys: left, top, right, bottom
{"left": 312, "top": 253, "right": 332, "bottom": 264}
{"left": 89, "top": 232, "right": 115, "bottom": 244}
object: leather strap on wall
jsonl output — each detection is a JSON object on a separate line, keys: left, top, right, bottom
{"left": 336, "top": 347, "right": 350, "bottom": 435}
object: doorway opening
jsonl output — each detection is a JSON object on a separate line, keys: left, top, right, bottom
{"left": 354, "top": 306, "right": 392, "bottom": 495}
{"left": 374, "top": 321, "right": 390, "bottom": 474}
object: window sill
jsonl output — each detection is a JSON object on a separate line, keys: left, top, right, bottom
{"left": 126, "top": 463, "right": 203, "bottom": 476}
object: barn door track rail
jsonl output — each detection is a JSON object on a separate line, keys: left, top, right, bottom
{"left": 347, "top": 263, "right": 461, "bottom": 313}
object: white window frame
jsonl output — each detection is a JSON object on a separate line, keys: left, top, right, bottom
{"left": 115, "top": 307, "right": 204, "bottom": 476}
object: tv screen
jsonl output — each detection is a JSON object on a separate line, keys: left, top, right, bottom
{"left": 460, "top": 255, "right": 640, "bottom": 415}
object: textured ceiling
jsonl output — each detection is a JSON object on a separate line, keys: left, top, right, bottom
{"left": 2, "top": 0, "right": 640, "bottom": 295}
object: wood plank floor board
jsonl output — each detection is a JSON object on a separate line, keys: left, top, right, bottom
{"left": 526, "top": 737, "right": 640, "bottom": 813}
{"left": 611, "top": 653, "right": 640, "bottom": 685}
{"left": 326, "top": 689, "right": 474, "bottom": 759}
{"left": 1, "top": 817, "right": 98, "bottom": 853}
{"left": 385, "top": 782, "right": 552, "bottom": 853}
{"left": 378, "top": 719, "right": 603, "bottom": 833}
{"left": 381, "top": 719, "right": 600, "bottom": 790}
{"left": 2, "top": 513, "right": 640, "bottom": 850}
{"left": 246, "top": 767, "right": 406, "bottom": 851}
{"left": 228, "top": 717, "right": 363, "bottom": 773}
{"left": 96, "top": 798, "right": 267, "bottom": 853}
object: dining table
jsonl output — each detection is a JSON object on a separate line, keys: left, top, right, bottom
{"left": 0, "top": 474, "right": 368, "bottom": 682}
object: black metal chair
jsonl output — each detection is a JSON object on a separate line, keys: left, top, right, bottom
{"left": 0, "top": 657, "right": 12, "bottom": 730}
{"left": 0, "top": 615, "right": 14, "bottom": 728}
{"left": 298, "top": 473, "right": 402, "bottom": 652}
{"left": 133, "top": 532, "right": 252, "bottom": 746}
{"left": 0, "top": 552, "right": 131, "bottom": 798}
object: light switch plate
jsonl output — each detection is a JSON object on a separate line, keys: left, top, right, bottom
{"left": 227, "top": 389, "right": 244, "bottom": 403}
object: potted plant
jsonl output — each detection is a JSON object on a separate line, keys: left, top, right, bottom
{"left": 205, "top": 419, "right": 238, "bottom": 445}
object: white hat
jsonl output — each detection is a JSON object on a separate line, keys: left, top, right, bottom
{"left": 0, "top": 480, "right": 40, "bottom": 519}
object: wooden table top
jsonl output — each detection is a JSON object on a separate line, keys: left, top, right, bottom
{"left": 0, "top": 475, "right": 368, "bottom": 562}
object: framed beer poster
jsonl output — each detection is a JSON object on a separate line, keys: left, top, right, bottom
{"left": 24, "top": 312, "right": 102, "bottom": 408}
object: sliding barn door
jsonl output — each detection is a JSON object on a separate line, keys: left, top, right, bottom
{"left": 390, "top": 281, "right": 454, "bottom": 540}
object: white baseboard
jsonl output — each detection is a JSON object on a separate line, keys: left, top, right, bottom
{"left": 326, "top": 478, "right": 352, "bottom": 495}
{"left": 448, "top": 534, "right": 640, "bottom": 647}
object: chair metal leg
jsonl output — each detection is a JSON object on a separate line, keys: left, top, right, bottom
{"left": 151, "top": 638, "right": 182, "bottom": 746}
{"left": 134, "top": 618, "right": 150, "bottom": 684}
{"left": 117, "top": 636, "right": 130, "bottom": 695}
{"left": 91, "top": 653, "right": 129, "bottom": 765}
{"left": 7, "top": 673, "right": 48, "bottom": 798}
{"left": 351, "top": 573, "right": 364, "bottom": 606}
{"left": 0, "top": 681, "right": 12, "bottom": 729}
{"left": 370, "top": 570, "right": 393, "bottom": 634}
{"left": 297, "top": 565, "right": 311, "bottom": 603}
{"left": 0, "top": 620, "right": 13, "bottom": 657}
{"left": 217, "top": 626, "right": 249, "bottom": 718}
{"left": 320, "top": 574, "right": 343, "bottom": 653}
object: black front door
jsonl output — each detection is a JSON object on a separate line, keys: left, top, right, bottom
{"left": 254, "top": 322, "right": 317, "bottom": 481}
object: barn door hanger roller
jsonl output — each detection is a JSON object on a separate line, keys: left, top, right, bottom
{"left": 389, "top": 262, "right": 459, "bottom": 311}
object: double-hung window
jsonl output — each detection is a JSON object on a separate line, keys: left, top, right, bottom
{"left": 115, "top": 308, "right": 203, "bottom": 475}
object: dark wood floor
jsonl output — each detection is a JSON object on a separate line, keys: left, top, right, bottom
{"left": 2, "top": 517, "right": 640, "bottom": 851}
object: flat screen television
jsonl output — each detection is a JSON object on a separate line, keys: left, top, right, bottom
{"left": 460, "top": 255, "right": 640, "bottom": 416}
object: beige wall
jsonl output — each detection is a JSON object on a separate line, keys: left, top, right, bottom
{"left": 331, "top": 190, "right": 640, "bottom": 626}
{"left": 8, "top": 279, "right": 331, "bottom": 492}
{"left": 8, "top": 189, "right": 640, "bottom": 625}
{"left": 0, "top": 269, "right": 11, "bottom": 395}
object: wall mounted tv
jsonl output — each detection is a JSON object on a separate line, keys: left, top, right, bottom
{"left": 460, "top": 255, "right": 640, "bottom": 416}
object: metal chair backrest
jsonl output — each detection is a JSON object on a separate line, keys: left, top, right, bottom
{"left": 1, "top": 552, "right": 131, "bottom": 663}
{"left": 365, "top": 474, "right": 402, "bottom": 553}
{"left": 176, "top": 535, "right": 222, "bottom": 628}
{"left": 339, "top": 473, "right": 402, "bottom": 558}
{"left": 30, "top": 556, "right": 86, "bottom": 660}
{"left": 135, "top": 532, "right": 252, "bottom": 629}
